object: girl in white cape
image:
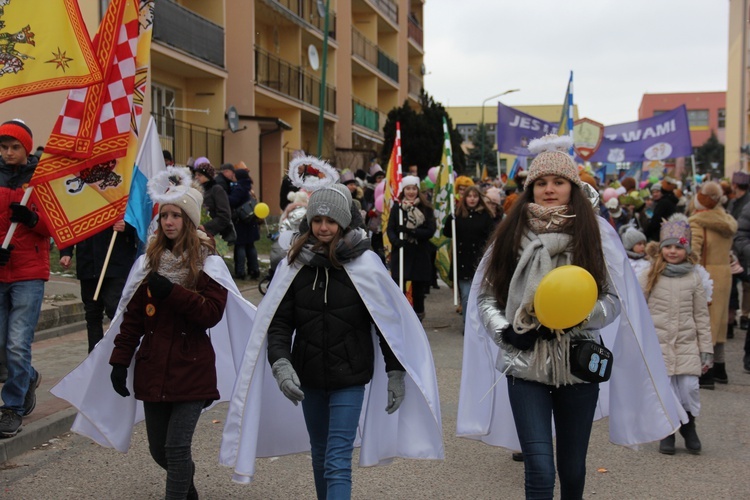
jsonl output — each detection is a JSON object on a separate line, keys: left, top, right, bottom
{"left": 51, "top": 167, "right": 256, "bottom": 498}
{"left": 220, "top": 168, "right": 443, "bottom": 495}
{"left": 456, "top": 135, "right": 686, "bottom": 499}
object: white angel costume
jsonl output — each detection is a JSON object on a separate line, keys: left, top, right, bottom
{"left": 219, "top": 250, "right": 444, "bottom": 484}
{"left": 456, "top": 217, "right": 687, "bottom": 450}
{"left": 51, "top": 255, "right": 256, "bottom": 452}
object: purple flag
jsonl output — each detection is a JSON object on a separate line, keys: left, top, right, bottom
{"left": 496, "top": 103, "right": 559, "bottom": 155}
{"left": 589, "top": 105, "right": 692, "bottom": 163}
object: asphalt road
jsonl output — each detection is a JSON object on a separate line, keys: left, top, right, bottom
{"left": 1, "top": 281, "right": 749, "bottom": 499}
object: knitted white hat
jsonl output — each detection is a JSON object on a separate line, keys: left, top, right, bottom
{"left": 401, "top": 175, "right": 420, "bottom": 188}
{"left": 307, "top": 184, "right": 352, "bottom": 228}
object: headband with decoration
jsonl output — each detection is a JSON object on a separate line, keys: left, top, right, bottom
{"left": 288, "top": 155, "right": 339, "bottom": 192}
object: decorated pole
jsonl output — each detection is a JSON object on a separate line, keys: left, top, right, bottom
{"left": 442, "top": 118, "right": 458, "bottom": 305}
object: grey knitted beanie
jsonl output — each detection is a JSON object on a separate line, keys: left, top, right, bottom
{"left": 307, "top": 184, "right": 352, "bottom": 228}
{"left": 620, "top": 227, "right": 646, "bottom": 251}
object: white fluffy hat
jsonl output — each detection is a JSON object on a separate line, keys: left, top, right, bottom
{"left": 147, "top": 166, "right": 203, "bottom": 227}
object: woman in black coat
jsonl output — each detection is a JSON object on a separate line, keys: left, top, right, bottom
{"left": 386, "top": 175, "right": 436, "bottom": 321}
{"left": 442, "top": 185, "right": 495, "bottom": 329}
{"left": 228, "top": 169, "right": 260, "bottom": 279}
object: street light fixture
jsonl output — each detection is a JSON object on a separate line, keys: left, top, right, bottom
{"left": 480, "top": 88, "right": 520, "bottom": 175}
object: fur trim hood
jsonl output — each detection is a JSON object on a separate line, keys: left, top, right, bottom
{"left": 689, "top": 207, "right": 738, "bottom": 239}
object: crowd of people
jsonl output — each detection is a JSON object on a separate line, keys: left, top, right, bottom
{"left": 2, "top": 120, "right": 749, "bottom": 499}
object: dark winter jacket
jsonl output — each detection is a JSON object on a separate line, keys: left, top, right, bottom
{"left": 214, "top": 173, "right": 232, "bottom": 195}
{"left": 110, "top": 271, "right": 228, "bottom": 403}
{"left": 386, "top": 202, "right": 437, "bottom": 282}
{"left": 442, "top": 208, "right": 494, "bottom": 281}
{"left": 59, "top": 223, "right": 138, "bottom": 280}
{"left": 645, "top": 191, "right": 679, "bottom": 241}
{"left": 200, "top": 179, "right": 233, "bottom": 240}
{"left": 228, "top": 176, "right": 260, "bottom": 245}
{"left": 728, "top": 191, "right": 750, "bottom": 221}
{"left": 0, "top": 155, "right": 50, "bottom": 283}
{"left": 267, "top": 263, "right": 402, "bottom": 390}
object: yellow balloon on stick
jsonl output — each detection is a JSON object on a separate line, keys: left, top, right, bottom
{"left": 533, "top": 265, "right": 597, "bottom": 330}
{"left": 254, "top": 202, "right": 270, "bottom": 219}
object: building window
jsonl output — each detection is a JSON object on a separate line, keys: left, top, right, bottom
{"left": 686, "top": 109, "right": 709, "bottom": 128}
{"left": 457, "top": 124, "right": 477, "bottom": 143}
{"left": 151, "top": 83, "right": 176, "bottom": 138}
{"left": 718, "top": 108, "right": 726, "bottom": 129}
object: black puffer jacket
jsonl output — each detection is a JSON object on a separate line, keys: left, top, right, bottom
{"left": 267, "top": 264, "right": 403, "bottom": 390}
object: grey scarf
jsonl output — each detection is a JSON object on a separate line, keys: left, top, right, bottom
{"left": 662, "top": 262, "right": 693, "bottom": 278}
{"left": 296, "top": 228, "right": 371, "bottom": 268}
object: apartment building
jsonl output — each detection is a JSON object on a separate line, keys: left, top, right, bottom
{"left": 3, "top": 0, "right": 425, "bottom": 213}
{"left": 228, "top": 0, "right": 424, "bottom": 209}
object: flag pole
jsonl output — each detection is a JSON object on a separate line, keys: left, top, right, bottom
{"left": 450, "top": 173, "right": 458, "bottom": 305}
{"left": 2, "top": 187, "right": 33, "bottom": 249}
{"left": 93, "top": 231, "right": 118, "bottom": 301}
{"left": 399, "top": 208, "right": 404, "bottom": 292}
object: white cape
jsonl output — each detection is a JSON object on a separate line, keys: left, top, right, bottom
{"left": 456, "top": 218, "right": 686, "bottom": 450}
{"left": 219, "top": 250, "right": 444, "bottom": 484}
{"left": 50, "top": 255, "right": 256, "bottom": 453}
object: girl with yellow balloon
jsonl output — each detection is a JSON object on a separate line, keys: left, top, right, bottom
{"left": 461, "top": 134, "right": 622, "bottom": 499}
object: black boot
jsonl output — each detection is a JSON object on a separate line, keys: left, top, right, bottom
{"left": 727, "top": 323, "right": 735, "bottom": 339}
{"left": 713, "top": 362, "right": 728, "bottom": 384}
{"left": 679, "top": 413, "right": 702, "bottom": 454}
{"left": 659, "top": 433, "right": 676, "bottom": 455}
{"left": 699, "top": 369, "right": 715, "bottom": 390}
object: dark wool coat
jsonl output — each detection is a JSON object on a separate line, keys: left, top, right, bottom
{"left": 267, "top": 265, "right": 402, "bottom": 390}
{"left": 442, "top": 208, "right": 494, "bottom": 281}
{"left": 59, "top": 223, "right": 138, "bottom": 280}
{"left": 201, "top": 179, "right": 233, "bottom": 239}
{"left": 386, "top": 202, "right": 437, "bottom": 283}
{"left": 644, "top": 191, "right": 679, "bottom": 241}
{"left": 228, "top": 178, "right": 260, "bottom": 245}
{"left": 110, "top": 271, "right": 228, "bottom": 403}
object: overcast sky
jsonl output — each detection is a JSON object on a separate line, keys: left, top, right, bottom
{"left": 423, "top": 0, "right": 729, "bottom": 126}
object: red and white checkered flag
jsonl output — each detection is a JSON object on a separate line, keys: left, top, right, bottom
{"left": 44, "top": 0, "right": 139, "bottom": 162}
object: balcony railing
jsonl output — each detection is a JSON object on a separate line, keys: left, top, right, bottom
{"left": 351, "top": 28, "right": 398, "bottom": 83}
{"left": 408, "top": 15, "right": 423, "bottom": 48}
{"left": 255, "top": 47, "right": 336, "bottom": 114}
{"left": 270, "top": 0, "right": 337, "bottom": 39}
{"left": 152, "top": 113, "right": 224, "bottom": 166}
{"left": 352, "top": 99, "right": 381, "bottom": 133}
{"left": 153, "top": 0, "right": 224, "bottom": 68}
{"left": 369, "top": 0, "right": 398, "bottom": 24}
{"left": 408, "top": 72, "right": 422, "bottom": 97}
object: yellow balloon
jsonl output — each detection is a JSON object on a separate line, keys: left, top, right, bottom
{"left": 533, "top": 265, "right": 597, "bottom": 330}
{"left": 254, "top": 202, "right": 270, "bottom": 219}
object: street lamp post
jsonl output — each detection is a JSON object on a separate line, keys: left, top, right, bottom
{"left": 480, "top": 89, "right": 520, "bottom": 175}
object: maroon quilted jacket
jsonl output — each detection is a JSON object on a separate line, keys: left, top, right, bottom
{"left": 110, "top": 271, "right": 228, "bottom": 403}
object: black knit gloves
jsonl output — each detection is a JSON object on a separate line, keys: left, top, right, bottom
{"left": 110, "top": 364, "right": 130, "bottom": 397}
{"left": 148, "top": 272, "right": 174, "bottom": 299}
{"left": 9, "top": 203, "right": 38, "bottom": 228}
{"left": 0, "top": 245, "right": 13, "bottom": 267}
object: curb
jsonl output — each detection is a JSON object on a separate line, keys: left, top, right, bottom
{"left": 0, "top": 407, "right": 77, "bottom": 463}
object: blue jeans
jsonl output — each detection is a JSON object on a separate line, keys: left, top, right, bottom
{"left": 458, "top": 278, "right": 472, "bottom": 328}
{"left": 234, "top": 242, "right": 259, "bottom": 278}
{"left": 0, "top": 280, "right": 44, "bottom": 415}
{"left": 507, "top": 376, "right": 599, "bottom": 500}
{"left": 143, "top": 400, "right": 204, "bottom": 500}
{"left": 301, "top": 385, "right": 365, "bottom": 500}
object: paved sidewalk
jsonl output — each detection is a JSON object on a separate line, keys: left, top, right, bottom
{"left": 0, "top": 267, "right": 267, "bottom": 462}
